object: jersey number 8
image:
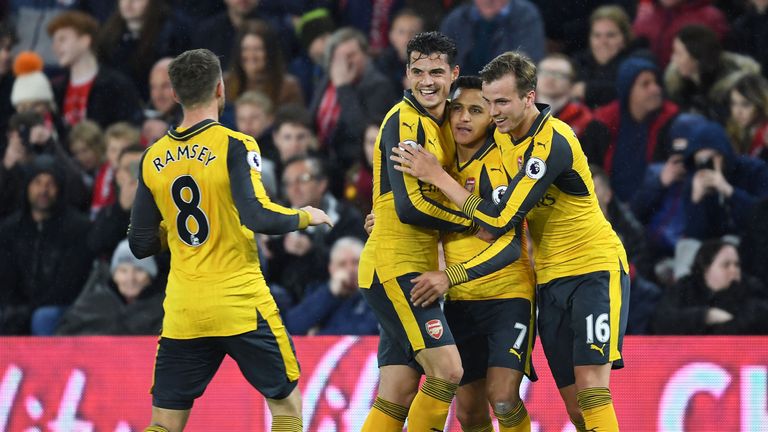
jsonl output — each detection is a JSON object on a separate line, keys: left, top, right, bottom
{"left": 171, "top": 175, "right": 210, "bottom": 247}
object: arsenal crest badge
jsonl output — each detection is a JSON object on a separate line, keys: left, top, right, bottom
{"left": 425, "top": 319, "right": 444, "bottom": 340}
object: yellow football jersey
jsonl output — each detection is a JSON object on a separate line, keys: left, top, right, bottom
{"left": 462, "top": 106, "right": 628, "bottom": 284}
{"left": 359, "top": 91, "right": 472, "bottom": 287}
{"left": 130, "top": 119, "right": 310, "bottom": 339}
{"left": 442, "top": 136, "right": 535, "bottom": 301}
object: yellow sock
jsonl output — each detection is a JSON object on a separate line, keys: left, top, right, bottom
{"left": 494, "top": 400, "right": 531, "bottom": 432}
{"left": 462, "top": 420, "right": 495, "bottom": 432}
{"left": 144, "top": 427, "right": 169, "bottom": 432}
{"left": 361, "top": 396, "right": 408, "bottom": 432}
{"left": 570, "top": 416, "right": 587, "bottom": 432}
{"left": 407, "top": 376, "right": 458, "bottom": 432}
{"left": 577, "top": 387, "right": 619, "bottom": 432}
{"left": 272, "top": 415, "right": 302, "bottom": 432}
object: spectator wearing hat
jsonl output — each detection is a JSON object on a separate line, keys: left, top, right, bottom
{"left": 56, "top": 239, "right": 164, "bottom": 335}
{"left": 289, "top": 8, "right": 336, "bottom": 103}
{"left": 0, "top": 111, "right": 88, "bottom": 219}
{"left": 9, "top": 50, "right": 68, "bottom": 142}
{"left": 592, "top": 56, "right": 679, "bottom": 202}
{"left": 47, "top": 10, "right": 143, "bottom": 129}
{"left": 0, "top": 19, "right": 18, "bottom": 150}
{"left": 0, "top": 155, "right": 93, "bottom": 335}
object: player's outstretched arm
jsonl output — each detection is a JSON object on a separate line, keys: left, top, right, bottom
{"left": 228, "top": 137, "right": 313, "bottom": 234}
{"left": 128, "top": 156, "right": 163, "bottom": 259}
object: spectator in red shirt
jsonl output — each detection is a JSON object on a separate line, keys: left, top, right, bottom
{"left": 47, "top": 11, "right": 143, "bottom": 129}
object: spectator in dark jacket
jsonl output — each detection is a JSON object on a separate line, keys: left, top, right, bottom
{"left": 285, "top": 237, "right": 377, "bottom": 335}
{"left": 309, "top": 27, "right": 398, "bottom": 173}
{"left": 439, "top": 0, "right": 545, "bottom": 74}
{"left": 0, "top": 155, "right": 93, "bottom": 335}
{"left": 0, "top": 111, "right": 89, "bottom": 219}
{"left": 0, "top": 19, "right": 17, "bottom": 152}
{"left": 266, "top": 155, "right": 368, "bottom": 302}
{"left": 289, "top": 8, "right": 335, "bottom": 104}
{"left": 653, "top": 239, "right": 768, "bottom": 335}
{"left": 681, "top": 119, "right": 768, "bottom": 240}
{"left": 47, "top": 11, "right": 143, "bottom": 129}
{"left": 593, "top": 56, "right": 679, "bottom": 201}
{"left": 571, "top": 5, "right": 646, "bottom": 109}
{"left": 56, "top": 239, "right": 163, "bottom": 335}
{"left": 741, "top": 197, "right": 768, "bottom": 290}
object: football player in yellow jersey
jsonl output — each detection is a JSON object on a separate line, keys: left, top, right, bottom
{"left": 393, "top": 52, "right": 630, "bottom": 432}
{"left": 358, "top": 32, "right": 474, "bottom": 432}
{"left": 368, "top": 76, "right": 538, "bottom": 432}
{"left": 128, "top": 49, "right": 332, "bottom": 432}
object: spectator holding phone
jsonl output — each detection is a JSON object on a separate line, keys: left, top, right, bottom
{"left": 681, "top": 120, "right": 768, "bottom": 241}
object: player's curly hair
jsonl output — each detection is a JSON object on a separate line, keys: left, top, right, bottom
{"left": 480, "top": 51, "right": 537, "bottom": 98}
{"left": 406, "top": 31, "right": 457, "bottom": 67}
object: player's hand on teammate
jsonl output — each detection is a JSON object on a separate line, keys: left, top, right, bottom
{"left": 391, "top": 143, "right": 443, "bottom": 185}
{"left": 410, "top": 271, "right": 450, "bottom": 307}
{"left": 364, "top": 212, "right": 374, "bottom": 235}
{"left": 302, "top": 206, "right": 334, "bottom": 227}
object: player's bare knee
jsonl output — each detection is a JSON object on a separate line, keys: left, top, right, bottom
{"left": 491, "top": 400, "right": 518, "bottom": 415}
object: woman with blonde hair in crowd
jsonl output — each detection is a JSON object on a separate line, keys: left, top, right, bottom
{"left": 225, "top": 20, "right": 304, "bottom": 109}
{"left": 727, "top": 73, "right": 768, "bottom": 161}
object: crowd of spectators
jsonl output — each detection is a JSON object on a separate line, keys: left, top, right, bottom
{"left": 1, "top": 0, "right": 767, "bottom": 337}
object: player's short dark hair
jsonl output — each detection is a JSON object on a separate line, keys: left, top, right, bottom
{"left": 406, "top": 31, "right": 457, "bottom": 67}
{"left": 451, "top": 75, "right": 482, "bottom": 98}
{"left": 480, "top": 51, "right": 537, "bottom": 98}
{"left": 168, "top": 49, "right": 222, "bottom": 108}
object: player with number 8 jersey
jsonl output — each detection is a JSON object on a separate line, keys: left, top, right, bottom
{"left": 129, "top": 49, "right": 330, "bottom": 432}
{"left": 134, "top": 120, "right": 305, "bottom": 339}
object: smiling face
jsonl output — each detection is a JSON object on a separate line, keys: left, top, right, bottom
{"left": 590, "top": 18, "right": 626, "bottom": 65}
{"left": 482, "top": 74, "right": 534, "bottom": 137}
{"left": 240, "top": 33, "right": 267, "bottom": 77}
{"left": 450, "top": 87, "right": 492, "bottom": 148}
{"left": 406, "top": 51, "right": 458, "bottom": 118}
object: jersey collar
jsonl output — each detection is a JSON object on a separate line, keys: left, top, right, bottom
{"left": 167, "top": 119, "right": 220, "bottom": 141}
{"left": 511, "top": 103, "right": 551, "bottom": 145}
{"left": 456, "top": 128, "right": 497, "bottom": 172}
{"left": 403, "top": 90, "right": 446, "bottom": 126}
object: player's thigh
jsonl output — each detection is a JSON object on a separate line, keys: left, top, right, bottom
{"left": 151, "top": 336, "right": 226, "bottom": 411}
{"left": 570, "top": 269, "right": 629, "bottom": 369}
{"left": 482, "top": 298, "right": 537, "bottom": 383}
{"left": 537, "top": 281, "right": 576, "bottom": 389}
{"left": 455, "top": 379, "right": 492, "bottom": 427}
{"left": 445, "top": 300, "right": 487, "bottom": 386}
{"left": 224, "top": 303, "right": 300, "bottom": 401}
{"left": 362, "top": 274, "right": 455, "bottom": 353}
{"left": 377, "top": 364, "right": 422, "bottom": 407}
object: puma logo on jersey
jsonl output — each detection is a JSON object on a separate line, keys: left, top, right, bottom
{"left": 152, "top": 144, "right": 217, "bottom": 172}
{"left": 536, "top": 141, "right": 546, "bottom": 148}
{"left": 402, "top": 122, "right": 415, "bottom": 132}
{"left": 509, "top": 348, "right": 522, "bottom": 361}
{"left": 590, "top": 343, "right": 606, "bottom": 356}
{"left": 489, "top": 167, "right": 503, "bottom": 173}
